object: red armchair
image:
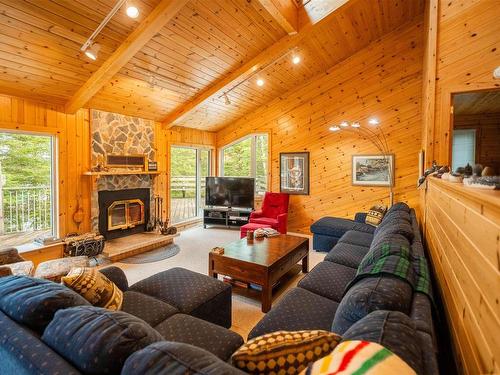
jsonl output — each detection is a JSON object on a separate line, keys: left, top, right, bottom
{"left": 249, "top": 192, "right": 290, "bottom": 234}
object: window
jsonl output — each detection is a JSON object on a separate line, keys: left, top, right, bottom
{"left": 170, "top": 146, "right": 211, "bottom": 224}
{"left": 452, "top": 129, "right": 476, "bottom": 171}
{"left": 220, "top": 134, "right": 268, "bottom": 194}
{"left": 0, "top": 131, "right": 57, "bottom": 247}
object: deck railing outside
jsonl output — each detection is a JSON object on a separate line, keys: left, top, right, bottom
{"left": 0, "top": 186, "right": 52, "bottom": 235}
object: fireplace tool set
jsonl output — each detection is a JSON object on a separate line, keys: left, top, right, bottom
{"left": 147, "top": 195, "right": 177, "bottom": 235}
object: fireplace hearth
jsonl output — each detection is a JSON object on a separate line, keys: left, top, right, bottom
{"left": 98, "top": 188, "right": 150, "bottom": 240}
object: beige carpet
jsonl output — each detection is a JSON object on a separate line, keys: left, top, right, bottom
{"left": 112, "top": 226, "right": 325, "bottom": 339}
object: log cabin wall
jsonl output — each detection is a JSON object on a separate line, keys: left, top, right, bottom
{"left": 0, "top": 94, "right": 92, "bottom": 237}
{"left": 216, "top": 20, "right": 424, "bottom": 233}
{"left": 420, "top": 1, "right": 500, "bottom": 374}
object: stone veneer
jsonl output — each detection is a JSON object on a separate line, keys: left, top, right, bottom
{"left": 90, "top": 109, "right": 156, "bottom": 231}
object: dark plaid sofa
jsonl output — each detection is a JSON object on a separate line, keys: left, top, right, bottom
{"left": 248, "top": 202, "right": 439, "bottom": 375}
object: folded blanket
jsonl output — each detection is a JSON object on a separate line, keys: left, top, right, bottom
{"left": 345, "top": 241, "right": 433, "bottom": 303}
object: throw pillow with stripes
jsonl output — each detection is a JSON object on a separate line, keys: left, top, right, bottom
{"left": 301, "top": 340, "right": 416, "bottom": 375}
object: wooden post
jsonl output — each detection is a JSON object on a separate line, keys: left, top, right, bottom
{"left": 0, "top": 161, "right": 4, "bottom": 235}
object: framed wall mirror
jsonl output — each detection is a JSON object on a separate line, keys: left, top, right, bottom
{"left": 450, "top": 89, "right": 500, "bottom": 177}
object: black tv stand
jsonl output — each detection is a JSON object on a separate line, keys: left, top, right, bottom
{"left": 203, "top": 206, "right": 252, "bottom": 229}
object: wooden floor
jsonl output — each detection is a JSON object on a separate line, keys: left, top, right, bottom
{"left": 171, "top": 198, "right": 197, "bottom": 224}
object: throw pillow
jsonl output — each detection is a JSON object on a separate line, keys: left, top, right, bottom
{"left": 365, "top": 205, "right": 387, "bottom": 227}
{"left": 300, "top": 340, "right": 416, "bottom": 375}
{"left": 231, "top": 330, "right": 341, "bottom": 374}
{"left": 62, "top": 267, "right": 123, "bottom": 310}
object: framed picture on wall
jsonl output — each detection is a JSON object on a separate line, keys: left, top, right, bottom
{"left": 352, "top": 154, "right": 394, "bottom": 187}
{"left": 280, "top": 152, "right": 310, "bottom": 195}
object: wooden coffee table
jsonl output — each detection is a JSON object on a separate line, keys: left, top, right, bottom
{"left": 208, "top": 234, "right": 309, "bottom": 312}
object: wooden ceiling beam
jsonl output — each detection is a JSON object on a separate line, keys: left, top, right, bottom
{"left": 162, "top": 0, "right": 351, "bottom": 128}
{"left": 255, "top": 0, "right": 299, "bottom": 35}
{"left": 65, "top": 0, "right": 189, "bottom": 114}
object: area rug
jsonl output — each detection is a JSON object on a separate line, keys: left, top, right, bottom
{"left": 119, "top": 243, "right": 180, "bottom": 264}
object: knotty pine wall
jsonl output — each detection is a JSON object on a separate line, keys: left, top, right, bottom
{"left": 420, "top": 1, "right": 500, "bottom": 374}
{"left": 422, "top": 0, "right": 500, "bottom": 167}
{"left": 0, "top": 94, "right": 217, "bottom": 239}
{"left": 216, "top": 20, "right": 424, "bottom": 233}
{"left": 425, "top": 178, "right": 500, "bottom": 374}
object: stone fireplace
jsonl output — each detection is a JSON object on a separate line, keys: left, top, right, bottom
{"left": 90, "top": 110, "right": 156, "bottom": 237}
{"left": 98, "top": 188, "right": 150, "bottom": 240}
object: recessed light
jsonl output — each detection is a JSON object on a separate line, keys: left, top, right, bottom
{"left": 368, "top": 118, "right": 380, "bottom": 125}
{"left": 340, "top": 121, "right": 349, "bottom": 127}
{"left": 126, "top": 2, "right": 139, "bottom": 18}
{"left": 84, "top": 43, "right": 100, "bottom": 60}
{"left": 292, "top": 55, "right": 301, "bottom": 65}
{"left": 351, "top": 122, "right": 360, "bottom": 128}
{"left": 256, "top": 78, "right": 264, "bottom": 87}
{"left": 329, "top": 126, "right": 341, "bottom": 132}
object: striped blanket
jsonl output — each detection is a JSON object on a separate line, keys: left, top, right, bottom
{"left": 302, "top": 340, "right": 416, "bottom": 375}
{"left": 345, "top": 241, "right": 433, "bottom": 302}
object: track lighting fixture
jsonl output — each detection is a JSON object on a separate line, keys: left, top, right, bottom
{"left": 351, "top": 122, "right": 361, "bottom": 128}
{"left": 80, "top": 0, "right": 140, "bottom": 61}
{"left": 84, "top": 42, "right": 100, "bottom": 60}
{"left": 340, "top": 121, "right": 349, "bottom": 127}
{"left": 329, "top": 126, "right": 341, "bottom": 132}
{"left": 126, "top": 1, "right": 139, "bottom": 18}
{"left": 223, "top": 93, "right": 231, "bottom": 105}
{"left": 368, "top": 118, "right": 380, "bottom": 125}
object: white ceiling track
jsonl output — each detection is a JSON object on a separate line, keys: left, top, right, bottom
{"left": 81, "top": 0, "right": 128, "bottom": 52}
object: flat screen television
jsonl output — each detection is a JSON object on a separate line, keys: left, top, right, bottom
{"left": 205, "top": 177, "right": 255, "bottom": 209}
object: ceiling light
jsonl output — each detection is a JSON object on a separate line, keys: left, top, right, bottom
{"left": 223, "top": 93, "right": 231, "bottom": 105}
{"left": 126, "top": 2, "right": 139, "bottom": 18}
{"left": 351, "top": 122, "right": 360, "bottom": 128}
{"left": 368, "top": 118, "right": 380, "bottom": 125}
{"left": 340, "top": 121, "right": 349, "bottom": 127}
{"left": 256, "top": 78, "right": 264, "bottom": 87}
{"left": 292, "top": 55, "right": 301, "bottom": 65}
{"left": 84, "top": 42, "right": 100, "bottom": 60}
{"left": 329, "top": 126, "right": 341, "bottom": 132}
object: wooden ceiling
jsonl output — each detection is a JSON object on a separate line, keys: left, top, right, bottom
{"left": 453, "top": 90, "right": 500, "bottom": 115}
{"left": 0, "top": 0, "right": 425, "bottom": 131}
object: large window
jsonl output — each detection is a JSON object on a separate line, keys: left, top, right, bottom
{"left": 170, "top": 146, "right": 211, "bottom": 224}
{"left": 220, "top": 134, "right": 268, "bottom": 194}
{"left": 0, "top": 131, "right": 57, "bottom": 247}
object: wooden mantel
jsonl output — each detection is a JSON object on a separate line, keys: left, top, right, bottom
{"left": 83, "top": 171, "right": 160, "bottom": 177}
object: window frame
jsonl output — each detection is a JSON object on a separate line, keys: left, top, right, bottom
{"left": 0, "top": 129, "right": 59, "bottom": 243}
{"left": 169, "top": 144, "right": 213, "bottom": 224}
{"left": 219, "top": 133, "right": 269, "bottom": 195}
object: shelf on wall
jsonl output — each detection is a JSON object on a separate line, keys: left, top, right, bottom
{"left": 83, "top": 171, "right": 160, "bottom": 177}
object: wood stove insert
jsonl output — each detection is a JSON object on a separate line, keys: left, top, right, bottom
{"left": 98, "top": 188, "right": 150, "bottom": 240}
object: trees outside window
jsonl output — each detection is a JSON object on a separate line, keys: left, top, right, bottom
{"left": 0, "top": 132, "right": 56, "bottom": 246}
{"left": 220, "top": 134, "right": 268, "bottom": 194}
